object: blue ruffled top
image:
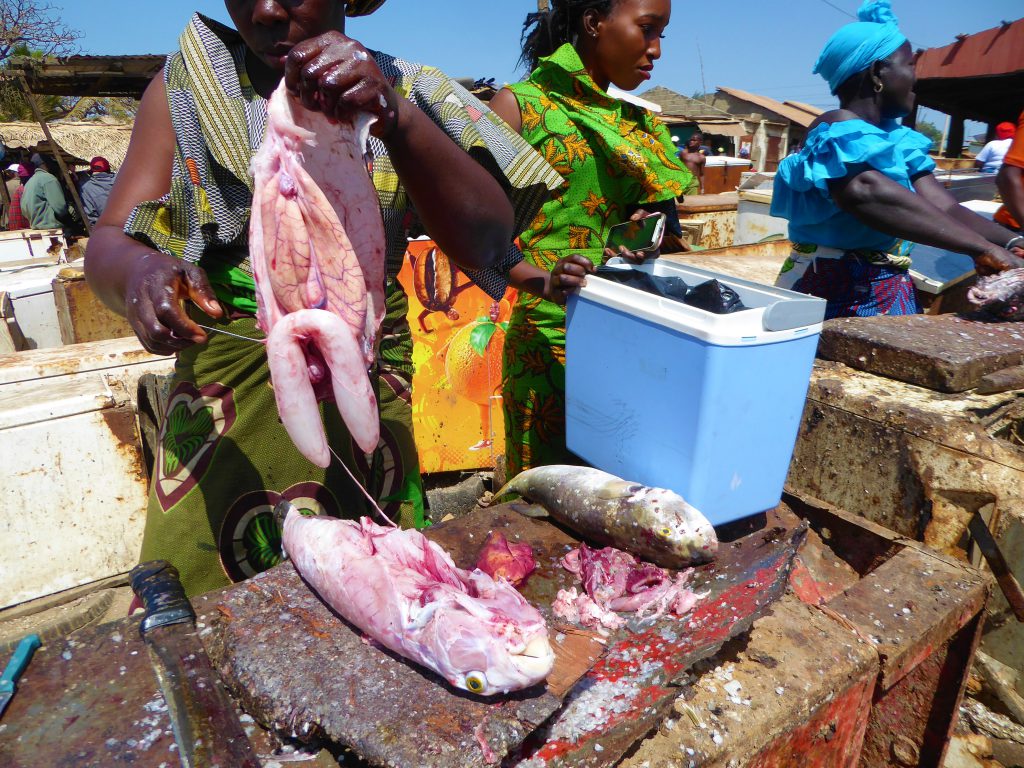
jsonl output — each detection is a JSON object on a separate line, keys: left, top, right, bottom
{"left": 770, "top": 119, "right": 936, "bottom": 252}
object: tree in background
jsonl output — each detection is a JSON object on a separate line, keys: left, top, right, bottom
{"left": 1, "top": 1, "right": 79, "bottom": 121}
{"left": 0, "top": 0, "right": 79, "bottom": 62}
{"left": 0, "top": 1, "right": 137, "bottom": 123}
{"left": 916, "top": 121, "right": 943, "bottom": 152}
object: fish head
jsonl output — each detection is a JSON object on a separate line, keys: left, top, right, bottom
{"left": 428, "top": 575, "right": 554, "bottom": 696}
{"left": 631, "top": 487, "right": 719, "bottom": 563}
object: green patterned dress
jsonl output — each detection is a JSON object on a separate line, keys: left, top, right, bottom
{"left": 126, "top": 14, "right": 561, "bottom": 596}
{"left": 501, "top": 44, "right": 694, "bottom": 476}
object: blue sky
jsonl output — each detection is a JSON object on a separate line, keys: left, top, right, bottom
{"left": 59, "top": 1, "right": 1022, "bottom": 131}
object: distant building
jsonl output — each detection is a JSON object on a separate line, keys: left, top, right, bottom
{"left": 709, "top": 87, "right": 824, "bottom": 172}
{"left": 638, "top": 86, "right": 747, "bottom": 157}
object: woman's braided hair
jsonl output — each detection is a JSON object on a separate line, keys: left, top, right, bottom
{"left": 520, "top": 0, "right": 615, "bottom": 73}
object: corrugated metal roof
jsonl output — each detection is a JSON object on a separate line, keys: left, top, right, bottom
{"left": 912, "top": 18, "right": 1024, "bottom": 125}
{"left": 715, "top": 87, "right": 820, "bottom": 127}
{"left": 638, "top": 86, "right": 734, "bottom": 119}
{"left": 915, "top": 18, "right": 1024, "bottom": 81}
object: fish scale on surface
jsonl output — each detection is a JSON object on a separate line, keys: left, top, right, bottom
{"left": 250, "top": 83, "right": 386, "bottom": 466}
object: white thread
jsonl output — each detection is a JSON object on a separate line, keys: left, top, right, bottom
{"left": 329, "top": 445, "right": 396, "bottom": 527}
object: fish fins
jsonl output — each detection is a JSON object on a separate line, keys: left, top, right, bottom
{"left": 596, "top": 480, "right": 644, "bottom": 500}
{"left": 510, "top": 502, "right": 550, "bottom": 519}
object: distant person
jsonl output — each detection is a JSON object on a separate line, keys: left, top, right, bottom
{"left": 21, "top": 153, "right": 70, "bottom": 231}
{"left": 7, "top": 164, "right": 33, "bottom": 231}
{"left": 996, "top": 111, "right": 1024, "bottom": 234}
{"left": 1, "top": 164, "right": 19, "bottom": 230}
{"left": 80, "top": 156, "right": 116, "bottom": 226}
{"left": 975, "top": 122, "right": 1016, "bottom": 174}
{"left": 739, "top": 145, "right": 751, "bottom": 159}
{"left": 678, "top": 132, "right": 706, "bottom": 194}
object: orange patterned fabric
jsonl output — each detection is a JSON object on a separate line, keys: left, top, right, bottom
{"left": 995, "top": 110, "right": 1024, "bottom": 229}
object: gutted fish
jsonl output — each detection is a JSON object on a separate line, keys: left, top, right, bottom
{"left": 968, "top": 268, "right": 1024, "bottom": 321}
{"left": 281, "top": 504, "right": 554, "bottom": 696}
{"left": 496, "top": 466, "right": 717, "bottom": 568}
{"left": 250, "top": 83, "right": 386, "bottom": 464}
{"left": 552, "top": 544, "right": 702, "bottom": 633}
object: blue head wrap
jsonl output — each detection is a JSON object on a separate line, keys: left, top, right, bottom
{"left": 813, "top": 0, "right": 908, "bottom": 95}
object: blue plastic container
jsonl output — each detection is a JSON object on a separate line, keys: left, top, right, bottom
{"left": 565, "top": 260, "right": 826, "bottom": 527}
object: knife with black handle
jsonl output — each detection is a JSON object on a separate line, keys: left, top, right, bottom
{"left": 131, "top": 561, "right": 261, "bottom": 768}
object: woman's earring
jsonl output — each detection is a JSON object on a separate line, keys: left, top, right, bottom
{"left": 873, "top": 80, "right": 884, "bottom": 94}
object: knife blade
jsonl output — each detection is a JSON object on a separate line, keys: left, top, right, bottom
{"left": 968, "top": 512, "right": 1024, "bottom": 622}
{"left": 130, "top": 561, "right": 261, "bottom": 768}
{"left": 0, "top": 634, "right": 41, "bottom": 720}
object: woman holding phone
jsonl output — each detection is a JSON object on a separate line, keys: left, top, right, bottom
{"left": 491, "top": 0, "right": 692, "bottom": 475}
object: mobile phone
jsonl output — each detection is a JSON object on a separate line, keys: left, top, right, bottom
{"left": 605, "top": 213, "right": 667, "bottom": 255}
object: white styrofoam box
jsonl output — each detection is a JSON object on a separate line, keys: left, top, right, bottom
{"left": 0, "top": 337, "right": 173, "bottom": 608}
{"left": 736, "top": 189, "right": 788, "bottom": 245}
{"left": 565, "top": 260, "right": 825, "bottom": 527}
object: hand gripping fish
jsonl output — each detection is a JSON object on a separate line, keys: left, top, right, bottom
{"left": 250, "top": 83, "right": 387, "bottom": 467}
{"left": 969, "top": 268, "right": 1024, "bottom": 321}
{"left": 496, "top": 466, "right": 717, "bottom": 569}
{"left": 280, "top": 504, "right": 555, "bottom": 696}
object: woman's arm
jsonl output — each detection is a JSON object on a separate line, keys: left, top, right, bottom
{"left": 488, "top": 88, "right": 523, "bottom": 134}
{"left": 508, "top": 255, "right": 595, "bottom": 305}
{"left": 285, "top": 34, "right": 514, "bottom": 274}
{"left": 828, "top": 168, "right": 1024, "bottom": 273}
{"left": 86, "top": 72, "right": 223, "bottom": 355}
{"left": 912, "top": 172, "right": 1021, "bottom": 248}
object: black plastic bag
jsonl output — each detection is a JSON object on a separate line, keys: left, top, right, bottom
{"left": 594, "top": 267, "right": 690, "bottom": 301}
{"left": 683, "top": 279, "right": 747, "bottom": 314}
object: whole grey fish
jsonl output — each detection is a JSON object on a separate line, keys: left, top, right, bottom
{"left": 968, "top": 268, "right": 1024, "bottom": 321}
{"left": 496, "top": 466, "right": 717, "bottom": 568}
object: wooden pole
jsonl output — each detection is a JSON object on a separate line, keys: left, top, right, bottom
{"left": 15, "top": 74, "right": 92, "bottom": 236}
{"left": 945, "top": 113, "right": 965, "bottom": 159}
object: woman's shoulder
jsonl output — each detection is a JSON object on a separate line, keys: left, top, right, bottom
{"left": 807, "top": 110, "right": 878, "bottom": 134}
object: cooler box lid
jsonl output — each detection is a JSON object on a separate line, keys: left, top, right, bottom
{"left": 578, "top": 259, "right": 825, "bottom": 346}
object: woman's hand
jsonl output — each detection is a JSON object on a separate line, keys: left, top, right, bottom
{"left": 603, "top": 209, "right": 660, "bottom": 264}
{"left": 285, "top": 32, "right": 400, "bottom": 138}
{"left": 974, "top": 246, "right": 1024, "bottom": 277}
{"left": 546, "top": 254, "right": 596, "bottom": 305}
{"left": 123, "top": 251, "right": 223, "bottom": 355}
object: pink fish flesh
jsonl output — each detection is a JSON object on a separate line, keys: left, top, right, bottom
{"left": 250, "top": 83, "right": 386, "bottom": 464}
{"left": 553, "top": 544, "right": 703, "bottom": 632}
{"left": 475, "top": 532, "right": 536, "bottom": 587}
{"left": 265, "top": 310, "right": 379, "bottom": 468}
{"left": 281, "top": 505, "right": 555, "bottom": 695}
{"left": 968, "top": 268, "right": 1024, "bottom": 321}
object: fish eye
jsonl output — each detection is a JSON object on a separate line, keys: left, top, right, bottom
{"left": 659, "top": 527, "right": 673, "bottom": 537}
{"left": 465, "top": 672, "right": 487, "bottom": 694}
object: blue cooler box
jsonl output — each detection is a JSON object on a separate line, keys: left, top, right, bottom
{"left": 565, "top": 260, "right": 826, "bottom": 527}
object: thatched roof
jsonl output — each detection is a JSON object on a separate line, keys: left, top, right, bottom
{"left": 0, "top": 120, "right": 134, "bottom": 170}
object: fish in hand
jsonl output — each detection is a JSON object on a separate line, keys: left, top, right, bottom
{"left": 495, "top": 466, "right": 717, "bottom": 568}
{"left": 968, "top": 268, "right": 1024, "bottom": 321}
{"left": 280, "top": 503, "right": 554, "bottom": 696}
{"left": 250, "top": 82, "right": 387, "bottom": 466}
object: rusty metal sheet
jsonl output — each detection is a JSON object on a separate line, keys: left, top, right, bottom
{"left": 0, "top": 617, "right": 308, "bottom": 768}
{"left": 817, "top": 315, "right": 1024, "bottom": 393}
{"left": 507, "top": 506, "right": 807, "bottom": 767}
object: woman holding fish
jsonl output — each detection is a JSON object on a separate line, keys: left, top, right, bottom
{"left": 85, "top": 0, "right": 562, "bottom": 596}
{"left": 770, "top": 0, "right": 1024, "bottom": 319}
{"left": 489, "top": 0, "right": 694, "bottom": 476}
